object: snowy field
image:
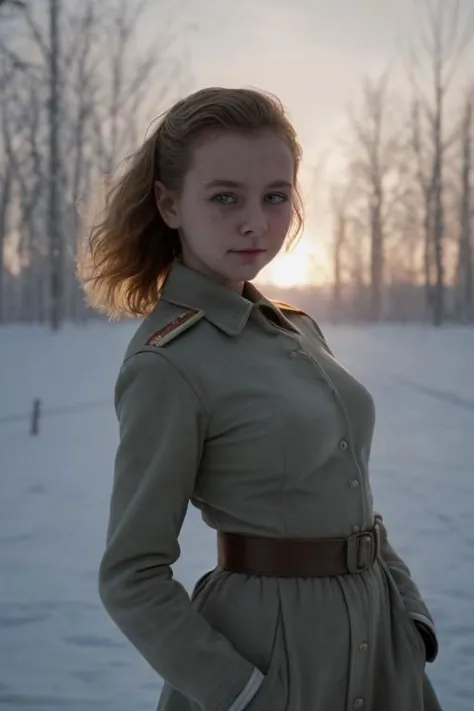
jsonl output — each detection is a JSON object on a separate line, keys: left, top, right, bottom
{"left": 1, "top": 319, "right": 473, "bottom": 711}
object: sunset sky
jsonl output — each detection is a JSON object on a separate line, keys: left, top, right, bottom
{"left": 6, "top": 1, "right": 474, "bottom": 287}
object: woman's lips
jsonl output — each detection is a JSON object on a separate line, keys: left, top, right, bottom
{"left": 231, "top": 249, "right": 266, "bottom": 257}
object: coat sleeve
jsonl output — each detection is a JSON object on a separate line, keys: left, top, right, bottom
{"left": 375, "top": 512, "right": 439, "bottom": 662}
{"left": 98, "top": 350, "right": 260, "bottom": 711}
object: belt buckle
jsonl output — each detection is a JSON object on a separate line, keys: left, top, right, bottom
{"left": 346, "top": 529, "right": 377, "bottom": 574}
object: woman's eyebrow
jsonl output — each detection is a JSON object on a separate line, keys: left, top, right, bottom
{"left": 204, "top": 179, "right": 293, "bottom": 189}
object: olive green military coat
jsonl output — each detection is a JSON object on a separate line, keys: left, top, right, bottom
{"left": 98, "top": 260, "right": 442, "bottom": 711}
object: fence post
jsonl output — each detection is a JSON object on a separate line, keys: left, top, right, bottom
{"left": 31, "top": 398, "right": 41, "bottom": 436}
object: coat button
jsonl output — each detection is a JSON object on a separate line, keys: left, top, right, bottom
{"left": 358, "top": 642, "right": 368, "bottom": 652}
{"left": 339, "top": 439, "right": 348, "bottom": 450}
{"left": 289, "top": 350, "right": 299, "bottom": 358}
{"left": 353, "top": 699, "right": 364, "bottom": 709}
{"left": 350, "top": 479, "right": 359, "bottom": 488}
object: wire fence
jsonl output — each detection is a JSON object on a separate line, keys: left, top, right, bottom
{"left": 0, "top": 397, "right": 113, "bottom": 434}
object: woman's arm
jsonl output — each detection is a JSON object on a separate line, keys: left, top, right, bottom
{"left": 375, "top": 512, "right": 438, "bottom": 662}
{"left": 99, "top": 350, "right": 261, "bottom": 711}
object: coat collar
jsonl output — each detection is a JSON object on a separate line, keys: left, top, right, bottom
{"left": 159, "top": 261, "right": 298, "bottom": 336}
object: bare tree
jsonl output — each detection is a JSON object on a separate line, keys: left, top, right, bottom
{"left": 1, "top": 0, "right": 64, "bottom": 329}
{"left": 89, "top": 0, "right": 177, "bottom": 175}
{"left": 346, "top": 71, "right": 401, "bottom": 321}
{"left": 59, "top": 1, "right": 97, "bottom": 322}
{"left": 0, "top": 122, "right": 13, "bottom": 323}
{"left": 5, "top": 74, "right": 47, "bottom": 322}
{"left": 330, "top": 194, "right": 347, "bottom": 323}
{"left": 47, "top": 0, "right": 62, "bottom": 331}
{"left": 454, "top": 89, "right": 473, "bottom": 321}
{"left": 329, "top": 176, "right": 360, "bottom": 323}
{"left": 407, "top": 0, "right": 474, "bottom": 325}
{"left": 409, "top": 97, "right": 436, "bottom": 316}
{"left": 0, "top": 0, "right": 27, "bottom": 324}
{"left": 0, "top": 0, "right": 189, "bottom": 326}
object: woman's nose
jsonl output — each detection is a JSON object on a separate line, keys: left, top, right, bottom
{"left": 239, "top": 205, "right": 268, "bottom": 236}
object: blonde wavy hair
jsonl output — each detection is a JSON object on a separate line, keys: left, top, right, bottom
{"left": 77, "top": 87, "right": 304, "bottom": 319}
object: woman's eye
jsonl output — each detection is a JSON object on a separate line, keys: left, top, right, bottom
{"left": 266, "top": 193, "right": 288, "bottom": 204}
{"left": 211, "top": 192, "right": 288, "bottom": 206}
{"left": 212, "top": 193, "right": 236, "bottom": 205}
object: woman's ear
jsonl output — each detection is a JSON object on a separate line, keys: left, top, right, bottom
{"left": 154, "top": 181, "right": 181, "bottom": 229}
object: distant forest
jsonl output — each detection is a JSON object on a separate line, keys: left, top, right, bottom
{"left": 1, "top": 0, "right": 473, "bottom": 327}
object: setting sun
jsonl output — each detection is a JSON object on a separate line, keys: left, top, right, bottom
{"left": 257, "top": 232, "right": 329, "bottom": 288}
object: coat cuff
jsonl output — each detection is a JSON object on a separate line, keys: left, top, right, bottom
{"left": 228, "top": 668, "right": 265, "bottom": 711}
{"left": 410, "top": 613, "right": 439, "bottom": 663}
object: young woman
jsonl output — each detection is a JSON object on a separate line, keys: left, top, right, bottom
{"left": 78, "top": 87, "right": 442, "bottom": 711}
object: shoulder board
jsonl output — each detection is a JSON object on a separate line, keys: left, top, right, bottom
{"left": 146, "top": 309, "right": 205, "bottom": 347}
{"left": 271, "top": 300, "right": 307, "bottom": 316}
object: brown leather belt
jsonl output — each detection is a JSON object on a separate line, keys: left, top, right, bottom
{"left": 217, "top": 524, "right": 380, "bottom": 578}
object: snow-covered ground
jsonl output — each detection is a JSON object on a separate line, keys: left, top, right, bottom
{"left": 1, "top": 320, "right": 473, "bottom": 711}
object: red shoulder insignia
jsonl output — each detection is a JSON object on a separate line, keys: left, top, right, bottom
{"left": 146, "top": 309, "right": 205, "bottom": 347}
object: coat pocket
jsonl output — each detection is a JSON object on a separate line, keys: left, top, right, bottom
{"left": 399, "top": 613, "right": 426, "bottom": 667}
{"left": 379, "top": 560, "right": 426, "bottom": 668}
{"left": 194, "top": 573, "right": 288, "bottom": 711}
{"left": 245, "top": 606, "right": 287, "bottom": 711}
{"left": 190, "top": 568, "right": 217, "bottom": 608}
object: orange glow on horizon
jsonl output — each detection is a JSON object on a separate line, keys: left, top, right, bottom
{"left": 257, "top": 231, "right": 329, "bottom": 288}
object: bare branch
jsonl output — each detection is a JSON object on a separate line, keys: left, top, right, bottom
{"left": 22, "top": 3, "right": 50, "bottom": 61}
{"left": 423, "top": 0, "right": 440, "bottom": 51}
{"left": 444, "top": 9, "right": 474, "bottom": 88}
{"left": 61, "top": 5, "right": 95, "bottom": 77}
{"left": 0, "top": 40, "right": 32, "bottom": 72}
{"left": 418, "top": 23, "right": 435, "bottom": 60}
{"left": 445, "top": 0, "right": 461, "bottom": 57}
{"left": 406, "top": 48, "right": 436, "bottom": 127}
{"left": 443, "top": 116, "right": 463, "bottom": 154}
{"left": 0, "top": 0, "right": 26, "bottom": 7}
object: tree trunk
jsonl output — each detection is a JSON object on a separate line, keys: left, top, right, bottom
{"left": 48, "top": 0, "right": 63, "bottom": 331}
{"left": 332, "top": 212, "right": 345, "bottom": 323}
{"left": 0, "top": 160, "right": 13, "bottom": 324}
{"left": 369, "top": 186, "right": 384, "bottom": 321}
{"left": 456, "top": 98, "right": 473, "bottom": 322}
{"left": 432, "top": 86, "right": 445, "bottom": 326}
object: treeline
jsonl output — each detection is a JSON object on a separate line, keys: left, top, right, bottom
{"left": 1, "top": 1, "right": 473, "bottom": 327}
{"left": 0, "top": 0, "right": 189, "bottom": 328}
{"left": 321, "top": 0, "right": 474, "bottom": 325}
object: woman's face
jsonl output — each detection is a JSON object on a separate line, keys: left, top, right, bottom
{"left": 155, "top": 130, "right": 295, "bottom": 292}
